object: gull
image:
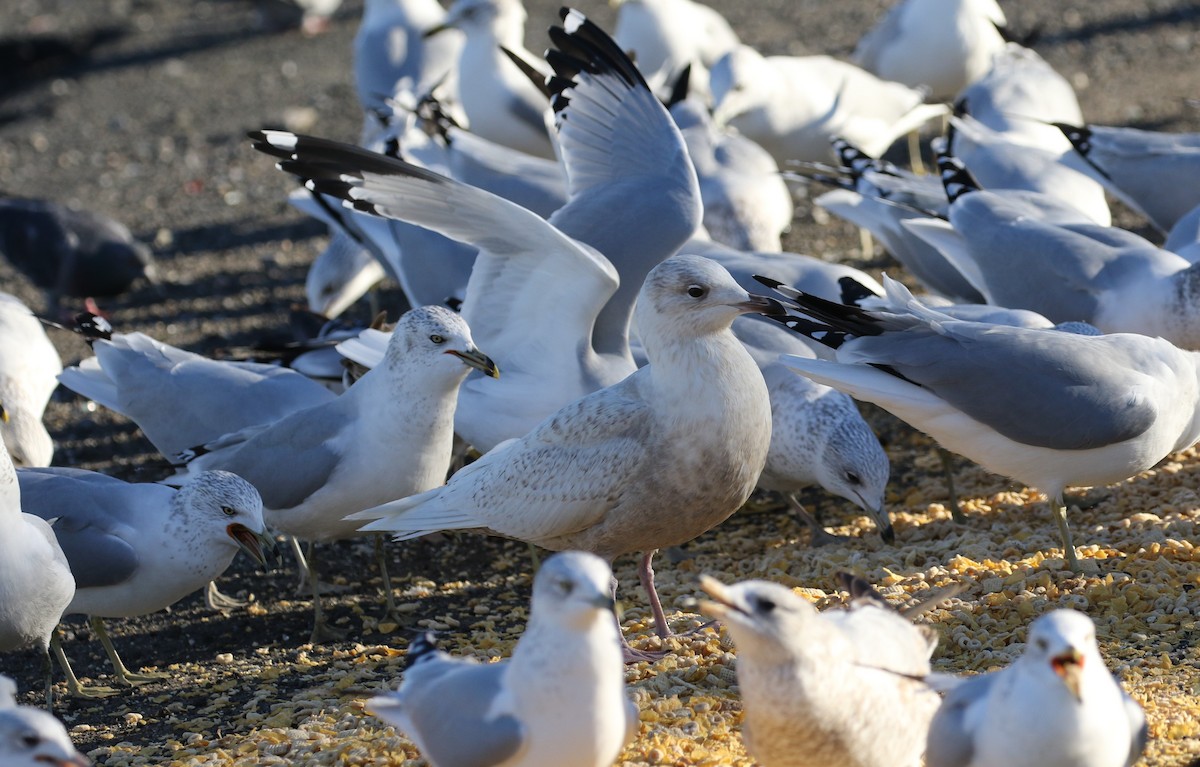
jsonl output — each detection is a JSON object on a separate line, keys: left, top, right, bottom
{"left": 167, "top": 307, "right": 495, "bottom": 640}
{"left": 852, "top": 0, "right": 1008, "bottom": 101}
{"left": 955, "top": 43, "right": 1084, "bottom": 151}
{"left": 425, "top": 0, "right": 555, "bottom": 159}
{"left": 0, "top": 196, "right": 157, "bottom": 314}
{"left": 760, "top": 273, "right": 1200, "bottom": 572}
{"left": 353, "top": 0, "right": 462, "bottom": 115}
{"left": 254, "top": 8, "right": 702, "bottom": 453}
{"left": 699, "top": 573, "right": 942, "bottom": 767}
{"left": 671, "top": 95, "right": 794, "bottom": 252}
{"left": 0, "top": 675, "right": 89, "bottom": 766}
{"left": 0, "top": 293, "right": 61, "bottom": 466}
{"left": 367, "top": 551, "right": 636, "bottom": 767}
{"left": 946, "top": 113, "right": 1111, "bottom": 225}
{"left": 612, "top": 0, "right": 740, "bottom": 98}
{"left": 1057, "top": 121, "right": 1200, "bottom": 233}
{"left": 734, "top": 317, "right": 892, "bottom": 545}
{"left": 351, "top": 255, "right": 781, "bottom": 657}
{"left": 0, "top": 440, "right": 75, "bottom": 708}
{"left": 710, "top": 44, "right": 949, "bottom": 164}
{"left": 19, "top": 468, "right": 272, "bottom": 697}
{"left": 305, "top": 227, "right": 388, "bottom": 319}
{"left": 901, "top": 156, "right": 1200, "bottom": 349}
{"left": 927, "top": 609, "right": 1147, "bottom": 767}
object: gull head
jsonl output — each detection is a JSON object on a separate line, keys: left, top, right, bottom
{"left": 699, "top": 575, "right": 816, "bottom": 663}
{"left": 0, "top": 402, "right": 54, "bottom": 468}
{"left": 1022, "top": 609, "right": 1101, "bottom": 703}
{"left": 636, "top": 254, "right": 786, "bottom": 346}
{"left": 530, "top": 551, "right": 617, "bottom": 632}
{"left": 385, "top": 305, "right": 499, "bottom": 380}
{"left": 174, "top": 471, "right": 276, "bottom": 567}
{"left": 710, "top": 45, "right": 770, "bottom": 127}
{"left": 0, "top": 706, "right": 90, "bottom": 767}
{"left": 818, "top": 410, "right": 893, "bottom": 543}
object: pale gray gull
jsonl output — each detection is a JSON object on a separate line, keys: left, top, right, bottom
{"left": 350, "top": 255, "right": 782, "bottom": 658}
{"left": 254, "top": 7, "right": 702, "bottom": 453}
{"left": 19, "top": 468, "right": 271, "bottom": 697}
{"left": 0, "top": 440, "right": 74, "bottom": 708}
{"left": 760, "top": 273, "right": 1200, "bottom": 572}
{"left": 353, "top": 0, "right": 462, "bottom": 115}
{"left": 699, "top": 573, "right": 942, "bottom": 767}
{"left": 164, "top": 306, "right": 496, "bottom": 641}
{"left": 0, "top": 293, "right": 61, "bottom": 466}
{"left": 927, "top": 609, "right": 1147, "bottom": 767}
{"left": 367, "top": 551, "right": 636, "bottom": 767}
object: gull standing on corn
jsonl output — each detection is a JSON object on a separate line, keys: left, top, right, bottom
{"left": 254, "top": 8, "right": 703, "bottom": 454}
{"left": 19, "top": 468, "right": 272, "bottom": 697}
{"left": 0, "top": 293, "right": 61, "bottom": 466}
{"left": 0, "top": 439, "right": 74, "bottom": 708}
{"left": 852, "top": 0, "right": 1008, "bottom": 101}
{"left": 351, "top": 254, "right": 781, "bottom": 657}
{"left": 368, "top": 552, "right": 637, "bottom": 767}
{"left": 0, "top": 675, "right": 89, "bottom": 765}
{"left": 761, "top": 273, "right": 1200, "bottom": 571}
{"left": 927, "top": 609, "right": 1147, "bottom": 767}
{"left": 699, "top": 574, "right": 942, "bottom": 767}
{"left": 164, "top": 307, "right": 496, "bottom": 641}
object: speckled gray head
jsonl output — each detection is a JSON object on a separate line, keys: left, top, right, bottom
{"left": 530, "top": 551, "right": 618, "bottom": 629}
{"left": 635, "top": 254, "right": 786, "bottom": 343}
{"left": 821, "top": 412, "right": 892, "bottom": 541}
{"left": 172, "top": 470, "right": 275, "bottom": 566}
{"left": 382, "top": 305, "right": 499, "bottom": 379}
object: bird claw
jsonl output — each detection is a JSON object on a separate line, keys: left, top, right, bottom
{"left": 118, "top": 670, "right": 169, "bottom": 686}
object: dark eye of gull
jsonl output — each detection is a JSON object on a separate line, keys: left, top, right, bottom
{"left": 687, "top": 285, "right": 706, "bottom": 298}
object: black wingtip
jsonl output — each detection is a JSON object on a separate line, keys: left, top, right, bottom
{"left": 664, "top": 62, "right": 692, "bottom": 109}
{"left": 406, "top": 631, "right": 441, "bottom": 668}
{"left": 837, "top": 276, "right": 882, "bottom": 307}
{"left": 545, "top": 7, "right": 649, "bottom": 117}
{"left": 935, "top": 152, "right": 981, "bottom": 204}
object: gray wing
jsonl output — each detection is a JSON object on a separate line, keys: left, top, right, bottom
{"left": 925, "top": 672, "right": 996, "bottom": 767}
{"left": 192, "top": 402, "right": 347, "bottom": 512}
{"left": 1123, "top": 688, "right": 1148, "bottom": 767}
{"left": 18, "top": 469, "right": 145, "bottom": 589}
{"left": 846, "top": 322, "right": 1160, "bottom": 451}
{"left": 376, "top": 660, "right": 524, "bottom": 767}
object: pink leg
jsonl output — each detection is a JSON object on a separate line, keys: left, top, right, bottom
{"left": 639, "top": 550, "right": 673, "bottom": 640}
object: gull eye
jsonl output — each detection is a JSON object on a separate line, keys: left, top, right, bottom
{"left": 557, "top": 578, "right": 574, "bottom": 596}
{"left": 221, "top": 506, "right": 236, "bottom": 517}
{"left": 687, "top": 285, "right": 706, "bottom": 298}
{"left": 20, "top": 733, "right": 40, "bottom": 749}
{"left": 430, "top": 334, "right": 446, "bottom": 344}
{"left": 1034, "top": 637, "right": 1049, "bottom": 651}
{"left": 754, "top": 596, "right": 776, "bottom": 614}
{"left": 844, "top": 471, "right": 861, "bottom": 486}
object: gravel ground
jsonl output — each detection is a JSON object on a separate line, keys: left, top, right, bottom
{"left": 1, "top": 0, "right": 1200, "bottom": 765}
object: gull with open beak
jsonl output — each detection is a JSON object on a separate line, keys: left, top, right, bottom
{"left": 699, "top": 573, "right": 942, "bottom": 767}
{"left": 17, "top": 469, "right": 273, "bottom": 697}
{"left": 927, "top": 609, "right": 1147, "bottom": 767}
